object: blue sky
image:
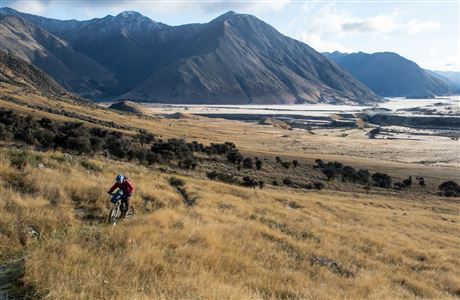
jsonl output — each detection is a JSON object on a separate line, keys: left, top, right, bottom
{"left": 2, "top": 0, "right": 459, "bottom": 71}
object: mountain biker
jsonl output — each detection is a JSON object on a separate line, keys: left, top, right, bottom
{"left": 108, "top": 174, "right": 135, "bottom": 217}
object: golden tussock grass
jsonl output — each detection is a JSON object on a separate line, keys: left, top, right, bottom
{"left": 1, "top": 148, "right": 459, "bottom": 299}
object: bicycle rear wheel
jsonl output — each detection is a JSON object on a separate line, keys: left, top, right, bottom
{"left": 125, "top": 206, "right": 134, "bottom": 218}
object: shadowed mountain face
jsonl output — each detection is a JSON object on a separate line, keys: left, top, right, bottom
{"left": 431, "top": 70, "right": 460, "bottom": 92}
{"left": 0, "top": 50, "right": 68, "bottom": 97}
{"left": 0, "top": 8, "right": 382, "bottom": 104}
{"left": 324, "top": 51, "right": 454, "bottom": 98}
{"left": 0, "top": 14, "right": 120, "bottom": 99}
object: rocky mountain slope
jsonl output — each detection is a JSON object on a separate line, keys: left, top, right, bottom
{"left": 324, "top": 51, "right": 454, "bottom": 98}
{"left": 0, "top": 14, "right": 120, "bottom": 99}
{"left": 0, "top": 8, "right": 381, "bottom": 104}
{"left": 0, "top": 50, "right": 67, "bottom": 97}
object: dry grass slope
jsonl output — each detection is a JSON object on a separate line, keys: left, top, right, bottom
{"left": 1, "top": 149, "right": 459, "bottom": 299}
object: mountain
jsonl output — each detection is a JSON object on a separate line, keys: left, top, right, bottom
{"left": 0, "top": 49, "right": 67, "bottom": 97}
{"left": 324, "top": 51, "right": 455, "bottom": 98}
{"left": 0, "top": 8, "right": 381, "bottom": 104}
{"left": 121, "top": 12, "right": 381, "bottom": 104}
{"left": 0, "top": 14, "right": 120, "bottom": 99}
{"left": 432, "top": 70, "right": 460, "bottom": 91}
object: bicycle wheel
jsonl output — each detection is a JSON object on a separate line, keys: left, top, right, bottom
{"left": 125, "top": 206, "right": 134, "bottom": 218}
{"left": 108, "top": 207, "right": 120, "bottom": 225}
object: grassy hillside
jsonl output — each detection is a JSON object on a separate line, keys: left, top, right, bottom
{"left": 1, "top": 149, "right": 459, "bottom": 299}
{"left": 0, "top": 79, "right": 459, "bottom": 299}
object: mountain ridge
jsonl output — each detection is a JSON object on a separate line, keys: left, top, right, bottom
{"left": 1, "top": 7, "right": 382, "bottom": 104}
{"left": 323, "top": 51, "right": 455, "bottom": 98}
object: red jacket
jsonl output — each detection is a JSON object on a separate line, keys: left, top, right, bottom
{"left": 108, "top": 179, "right": 135, "bottom": 196}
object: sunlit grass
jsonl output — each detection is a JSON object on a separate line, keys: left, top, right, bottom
{"left": 1, "top": 148, "right": 459, "bottom": 299}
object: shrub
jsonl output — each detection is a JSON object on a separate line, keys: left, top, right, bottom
{"left": 292, "top": 160, "right": 299, "bottom": 168}
{"left": 315, "top": 159, "right": 325, "bottom": 168}
{"left": 281, "top": 161, "right": 291, "bottom": 169}
{"left": 255, "top": 158, "right": 263, "bottom": 170}
{"left": 169, "top": 177, "right": 185, "bottom": 188}
{"left": 136, "top": 129, "right": 155, "bottom": 146}
{"left": 242, "top": 176, "right": 259, "bottom": 188}
{"left": 439, "top": 181, "right": 460, "bottom": 197}
{"left": 372, "top": 172, "right": 392, "bottom": 188}
{"left": 322, "top": 167, "right": 337, "bottom": 180}
{"left": 313, "top": 182, "right": 325, "bottom": 190}
{"left": 242, "top": 157, "right": 253, "bottom": 169}
{"left": 416, "top": 176, "right": 425, "bottom": 186}
{"left": 341, "top": 165, "right": 357, "bottom": 182}
{"left": 227, "top": 150, "right": 243, "bottom": 165}
{"left": 356, "top": 169, "right": 371, "bottom": 185}
{"left": 258, "top": 180, "right": 265, "bottom": 189}
{"left": 9, "top": 151, "right": 40, "bottom": 169}
{"left": 179, "top": 158, "right": 197, "bottom": 170}
{"left": 206, "top": 171, "right": 239, "bottom": 185}
{"left": 283, "top": 178, "right": 293, "bottom": 186}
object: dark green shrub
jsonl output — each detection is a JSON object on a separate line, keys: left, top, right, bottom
{"left": 372, "top": 172, "right": 392, "bottom": 188}
{"left": 227, "top": 150, "right": 243, "bottom": 165}
{"left": 439, "top": 181, "right": 460, "bottom": 197}
{"left": 283, "top": 178, "right": 293, "bottom": 186}
{"left": 255, "top": 158, "right": 263, "bottom": 170}
{"left": 242, "top": 157, "right": 253, "bottom": 169}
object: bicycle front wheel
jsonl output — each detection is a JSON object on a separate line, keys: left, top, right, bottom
{"left": 108, "top": 207, "right": 120, "bottom": 225}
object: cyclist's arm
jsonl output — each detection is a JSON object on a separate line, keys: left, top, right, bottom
{"left": 107, "top": 182, "right": 120, "bottom": 194}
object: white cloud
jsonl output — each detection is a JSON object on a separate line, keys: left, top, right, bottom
{"left": 9, "top": 0, "right": 47, "bottom": 15}
{"left": 298, "top": 2, "right": 441, "bottom": 38}
{"left": 296, "top": 32, "right": 349, "bottom": 53}
{"left": 406, "top": 19, "right": 440, "bottom": 34}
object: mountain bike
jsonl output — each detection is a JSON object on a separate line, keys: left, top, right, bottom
{"left": 108, "top": 190, "right": 134, "bottom": 225}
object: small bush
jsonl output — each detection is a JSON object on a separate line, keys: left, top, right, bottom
{"left": 281, "top": 161, "right": 291, "bottom": 169}
{"left": 242, "top": 176, "right": 259, "bottom": 188}
{"left": 9, "top": 151, "right": 40, "bottom": 169}
{"left": 439, "top": 181, "right": 460, "bottom": 197}
{"left": 372, "top": 172, "right": 392, "bottom": 188}
{"left": 169, "top": 177, "right": 185, "bottom": 188}
{"left": 292, "top": 160, "right": 299, "bottom": 168}
{"left": 322, "top": 167, "right": 337, "bottom": 180}
{"left": 283, "top": 178, "right": 293, "bottom": 186}
{"left": 227, "top": 150, "right": 243, "bottom": 165}
{"left": 136, "top": 129, "right": 155, "bottom": 146}
{"left": 242, "top": 157, "right": 253, "bottom": 169}
{"left": 206, "top": 171, "right": 239, "bottom": 185}
{"left": 255, "top": 158, "right": 263, "bottom": 170}
{"left": 313, "top": 182, "right": 325, "bottom": 190}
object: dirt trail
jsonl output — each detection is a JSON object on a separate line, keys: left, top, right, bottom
{"left": 0, "top": 259, "right": 25, "bottom": 299}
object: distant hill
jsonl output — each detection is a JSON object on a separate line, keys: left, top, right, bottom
{"left": 0, "top": 8, "right": 381, "bottom": 105}
{"left": 108, "top": 100, "right": 151, "bottom": 115}
{"left": 432, "top": 70, "right": 460, "bottom": 91}
{"left": 324, "top": 51, "right": 454, "bottom": 98}
{"left": 0, "top": 50, "right": 67, "bottom": 97}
